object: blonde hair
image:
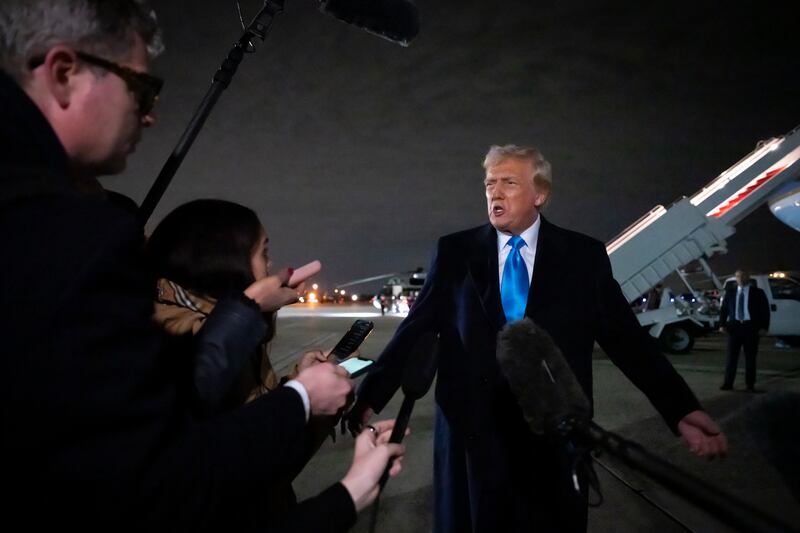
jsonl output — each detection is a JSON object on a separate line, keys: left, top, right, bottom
{"left": 483, "top": 144, "right": 552, "bottom": 194}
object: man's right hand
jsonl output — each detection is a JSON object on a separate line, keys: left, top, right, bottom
{"left": 295, "top": 363, "right": 353, "bottom": 416}
{"left": 346, "top": 399, "right": 375, "bottom": 437}
{"left": 243, "top": 268, "right": 301, "bottom": 312}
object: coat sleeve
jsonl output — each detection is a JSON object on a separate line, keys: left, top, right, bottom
{"left": 357, "top": 238, "right": 446, "bottom": 413}
{"left": 719, "top": 288, "right": 730, "bottom": 326}
{"left": 590, "top": 241, "right": 701, "bottom": 433}
{"left": 141, "top": 387, "right": 316, "bottom": 530}
{"left": 268, "top": 483, "right": 357, "bottom": 533}
{"left": 192, "top": 294, "right": 268, "bottom": 415}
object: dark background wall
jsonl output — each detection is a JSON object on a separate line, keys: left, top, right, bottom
{"left": 104, "top": 0, "right": 800, "bottom": 291}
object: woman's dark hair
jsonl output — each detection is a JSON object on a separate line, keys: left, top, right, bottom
{"left": 146, "top": 199, "right": 264, "bottom": 298}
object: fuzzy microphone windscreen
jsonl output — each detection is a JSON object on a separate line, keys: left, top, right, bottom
{"left": 496, "top": 318, "right": 591, "bottom": 435}
{"left": 319, "top": 0, "right": 420, "bottom": 46}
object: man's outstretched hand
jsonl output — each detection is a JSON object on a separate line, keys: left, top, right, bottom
{"left": 678, "top": 409, "right": 728, "bottom": 460}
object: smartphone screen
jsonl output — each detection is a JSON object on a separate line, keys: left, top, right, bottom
{"left": 338, "top": 357, "right": 374, "bottom": 377}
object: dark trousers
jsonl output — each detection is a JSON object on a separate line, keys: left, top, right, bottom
{"left": 433, "top": 405, "right": 589, "bottom": 533}
{"left": 723, "top": 321, "right": 759, "bottom": 388}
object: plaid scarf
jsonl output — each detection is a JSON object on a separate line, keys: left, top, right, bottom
{"left": 153, "top": 278, "right": 279, "bottom": 402}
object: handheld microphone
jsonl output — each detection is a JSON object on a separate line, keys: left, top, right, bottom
{"left": 318, "top": 0, "right": 420, "bottom": 46}
{"left": 368, "top": 330, "right": 438, "bottom": 533}
{"left": 496, "top": 319, "right": 794, "bottom": 533}
{"left": 379, "top": 329, "right": 439, "bottom": 489}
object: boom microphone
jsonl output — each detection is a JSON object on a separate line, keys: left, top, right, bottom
{"left": 319, "top": 0, "right": 420, "bottom": 46}
{"left": 496, "top": 319, "right": 794, "bottom": 533}
{"left": 139, "top": 0, "right": 419, "bottom": 225}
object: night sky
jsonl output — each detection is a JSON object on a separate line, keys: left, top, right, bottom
{"left": 104, "top": 0, "right": 800, "bottom": 292}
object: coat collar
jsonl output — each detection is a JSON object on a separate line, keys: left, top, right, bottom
{"left": 467, "top": 215, "right": 567, "bottom": 329}
{"left": 525, "top": 215, "right": 567, "bottom": 321}
{"left": 0, "top": 69, "right": 72, "bottom": 205}
{"left": 467, "top": 224, "right": 504, "bottom": 330}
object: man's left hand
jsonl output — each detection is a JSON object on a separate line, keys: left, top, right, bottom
{"left": 678, "top": 410, "right": 728, "bottom": 460}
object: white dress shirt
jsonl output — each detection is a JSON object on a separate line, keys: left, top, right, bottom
{"left": 284, "top": 380, "right": 310, "bottom": 422}
{"left": 497, "top": 216, "right": 540, "bottom": 286}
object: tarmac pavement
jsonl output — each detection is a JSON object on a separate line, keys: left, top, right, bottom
{"left": 273, "top": 304, "right": 800, "bottom": 532}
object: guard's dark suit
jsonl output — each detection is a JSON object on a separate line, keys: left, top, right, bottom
{"left": 358, "top": 219, "right": 701, "bottom": 533}
{"left": 719, "top": 282, "right": 771, "bottom": 389}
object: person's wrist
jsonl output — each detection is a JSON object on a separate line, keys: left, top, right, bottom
{"left": 340, "top": 473, "right": 371, "bottom": 512}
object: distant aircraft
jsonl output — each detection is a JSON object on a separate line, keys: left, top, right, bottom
{"left": 336, "top": 268, "right": 427, "bottom": 315}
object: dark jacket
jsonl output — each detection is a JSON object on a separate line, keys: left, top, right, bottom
{"left": 0, "top": 70, "right": 355, "bottom": 533}
{"left": 719, "top": 283, "right": 771, "bottom": 331}
{"left": 358, "top": 219, "right": 701, "bottom": 532}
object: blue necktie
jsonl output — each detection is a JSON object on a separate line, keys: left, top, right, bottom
{"left": 501, "top": 236, "right": 529, "bottom": 322}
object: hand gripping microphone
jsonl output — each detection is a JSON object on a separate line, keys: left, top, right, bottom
{"left": 496, "top": 318, "right": 794, "bottom": 533}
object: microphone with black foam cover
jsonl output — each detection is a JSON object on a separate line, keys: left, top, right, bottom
{"left": 378, "top": 329, "right": 439, "bottom": 490}
{"left": 496, "top": 318, "right": 591, "bottom": 436}
{"left": 496, "top": 319, "right": 794, "bottom": 533}
{"left": 367, "top": 330, "right": 439, "bottom": 533}
{"left": 318, "top": 0, "right": 420, "bottom": 46}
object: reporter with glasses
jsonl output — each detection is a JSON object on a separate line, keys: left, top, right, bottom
{"left": 0, "top": 1, "right": 405, "bottom": 531}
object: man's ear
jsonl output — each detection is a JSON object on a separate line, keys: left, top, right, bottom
{"left": 39, "top": 46, "right": 82, "bottom": 109}
{"left": 533, "top": 190, "right": 549, "bottom": 207}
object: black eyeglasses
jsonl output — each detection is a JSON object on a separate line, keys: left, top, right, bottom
{"left": 75, "top": 52, "right": 163, "bottom": 117}
{"left": 28, "top": 51, "right": 164, "bottom": 117}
